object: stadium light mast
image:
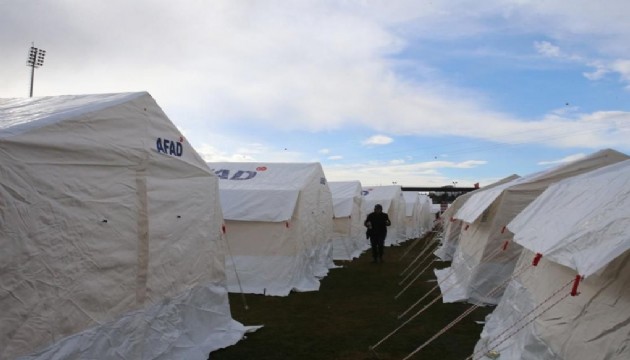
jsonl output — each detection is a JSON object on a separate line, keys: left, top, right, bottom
{"left": 26, "top": 44, "right": 46, "bottom": 97}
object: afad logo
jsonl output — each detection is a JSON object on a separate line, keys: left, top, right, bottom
{"left": 361, "top": 188, "right": 373, "bottom": 196}
{"left": 156, "top": 136, "right": 184, "bottom": 157}
{"left": 214, "top": 166, "right": 267, "bottom": 180}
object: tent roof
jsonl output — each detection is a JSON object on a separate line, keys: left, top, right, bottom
{"left": 455, "top": 149, "right": 628, "bottom": 223}
{"left": 329, "top": 181, "right": 362, "bottom": 218}
{"left": 0, "top": 92, "right": 211, "bottom": 173}
{"left": 219, "top": 188, "right": 299, "bottom": 222}
{"left": 361, "top": 185, "right": 402, "bottom": 212}
{"left": 402, "top": 191, "right": 420, "bottom": 216}
{"left": 0, "top": 92, "right": 145, "bottom": 138}
{"left": 207, "top": 162, "right": 327, "bottom": 221}
{"left": 443, "top": 174, "right": 519, "bottom": 220}
{"left": 207, "top": 162, "right": 326, "bottom": 190}
{"left": 508, "top": 159, "right": 630, "bottom": 277}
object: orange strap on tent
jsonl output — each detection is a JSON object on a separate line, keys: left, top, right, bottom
{"left": 285, "top": 221, "right": 290, "bottom": 228}
{"left": 464, "top": 224, "right": 470, "bottom": 230}
{"left": 532, "top": 253, "right": 543, "bottom": 266}
{"left": 571, "top": 275, "right": 583, "bottom": 296}
{"left": 501, "top": 225, "right": 507, "bottom": 233}
{"left": 450, "top": 217, "right": 455, "bottom": 222}
{"left": 502, "top": 240, "right": 509, "bottom": 251}
{"left": 221, "top": 224, "right": 226, "bottom": 234}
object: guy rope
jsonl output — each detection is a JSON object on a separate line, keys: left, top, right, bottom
{"left": 399, "top": 252, "right": 558, "bottom": 360}
{"left": 369, "top": 241, "right": 529, "bottom": 355}
{"left": 399, "top": 234, "right": 440, "bottom": 277}
{"left": 465, "top": 274, "right": 581, "bottom": 360}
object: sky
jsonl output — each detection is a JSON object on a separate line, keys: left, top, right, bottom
{"left": 2, "top": 0, "right": 630, "bottom": 187}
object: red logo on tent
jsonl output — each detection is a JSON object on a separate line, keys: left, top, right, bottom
{"left": 256, "top": 166, "right": 267, "bottom": 171}
{"left": 179, "top": 136, "right": 184, "bottom": 143}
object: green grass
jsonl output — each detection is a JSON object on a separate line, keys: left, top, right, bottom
{"left": 211, "top": 231, "right": 494, "bottom": 360}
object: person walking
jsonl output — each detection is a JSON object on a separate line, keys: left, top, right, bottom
{"left": 364, "top": 204, "right": 391, "bottom": 263}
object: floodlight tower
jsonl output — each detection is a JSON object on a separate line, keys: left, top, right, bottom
{"left": 26, "top": 44, "right": 46, "bottom": 97}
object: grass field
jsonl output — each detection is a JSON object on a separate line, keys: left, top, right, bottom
{"left": 210, "top": 231, "right": 494, "bottom": 360}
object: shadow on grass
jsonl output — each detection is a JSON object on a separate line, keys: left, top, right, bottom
{"left": 211, "top": 231, "right": 494, "bottom": 360}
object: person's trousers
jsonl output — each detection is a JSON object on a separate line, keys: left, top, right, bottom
{"left": 370, "top": 236, "right": 385, "bottom": 260}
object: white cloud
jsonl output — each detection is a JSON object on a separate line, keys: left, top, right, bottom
{"left": 583, "top": 60, "right": 610, "bottom": 80}
{"left": 328, "top": 155, "right": 343, "bottom": 160}
{"left": 323, "top": 159, "right": 487, "bottom": 186}
{"left": 534, "top": 41, "right": 562, "bottom": 57}
{"left": 363, "top": 135, "right": 394, "bottom": 145}
{"left": 2, "top": 0, "right": 630, "bottom": 158}
{"left": 611, "top": 59, "right": 630, "bottom": 85}
{"left": 531, "top": 39, "right": 630, "bottom": 88}
{"left": 319, "top": 148, "right": 331, "bottom": 154}
{"left": 196, "top": 144, "right": 256, "bottom": 162}
{"left": 196, "top": 139, "right": 305, "bottom": 163}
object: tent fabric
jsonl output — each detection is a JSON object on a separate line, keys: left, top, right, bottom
{"left": 417, "top": 194, "right": 434, "bottom": 237}
{"left": 207, "top": 162, "right": 334, "bottom": 296}
{"left": 474, "top": 160, "right": 630, "bottom": 359}
{"left": 218, "top": 188, "right": 299, "bottom": 222}
{"left": 434, "top": 175, "right": 519, "bottom": 261}
{"left": 0, "top": 92, "right": 247, "bottom": 359}
{"left": 474, "top": 250, "right": 630, "bottom": 360}
{"left": 455, "top": 150, "right": 626, "bottom": 223}
{"left": 436, "top": 149, "right": 629, "bottom": 305}
{"left": 402, "top": 191, "right": 426, "bottom": 240}
{"left": 508, "top": 159, "right": 630, "bottom": 278}
{"left": 361, "top": 185, "right": 407, "bottom": 246}
{"left": 329, "top": 181, "right": 366, "bottom": 260}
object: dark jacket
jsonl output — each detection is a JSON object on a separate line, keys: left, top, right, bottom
{"left": 365, "top": 212, "right": 391, "bottom": 238}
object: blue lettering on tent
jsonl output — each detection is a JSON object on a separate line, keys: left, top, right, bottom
{"left": 231, "top": 170, "right": 256, "bottom": 180}
{"left": 361, "top": 190, "right": 370, "bottom": 196}
{"left": 214, "top": 169, "right": 257, "bottom": 180}
{"left": 156, "top": 137, "right": 183, "bottom": 157}
{"left": 215, "top": 169, "right": 230, "bottom": 180}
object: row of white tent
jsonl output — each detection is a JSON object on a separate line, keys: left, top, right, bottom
{"left": 431, "top": 149, "right": 630, "bottom": 359}
{"left": 208, "top": 165, "right": 435, "bottom": 296}
{"left": 0, "top": 92, "right": 436, "bottom": 359}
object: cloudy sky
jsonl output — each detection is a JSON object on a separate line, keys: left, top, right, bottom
{"left": 2, "top": 0, "right": 629, "bottom": 186}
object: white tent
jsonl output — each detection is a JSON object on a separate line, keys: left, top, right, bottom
{"left": 0, "top": 93, "right": 247, "bottom": 360}
{"left": 436, "top": 149, "right": 628, "bottom": 305}
{"left": 434, "top": 175, "right": 520, "bottom": 261}
{"left": 473, "top": 159, "right": 630, "bottom": 360}
{"left": 417, "top": 194, "right": 435, "bottom": 237}
{"left": 403, "top": 191, "right": 427, "bottom": 240}
{"left": 207, "top": 162, "right": 334, "bottom": 296}
{"left": 361, "top": 185, "right": 407, "bottom": 246}
{"left": 329, "top": 181, "right": 366, "bottom": 260}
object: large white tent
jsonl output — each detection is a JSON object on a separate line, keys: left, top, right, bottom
{"left": 472, "top": 159, "right": 630, "bottom": 360}
{"left": 417, "top": 194, "right": 435, "bottom": 237}
{"left": 434, "top": 175, "right": 519, "bottom": 261}
{"left": 329, "top": 181, "right": 366, "bottom": 261}
{"left": 207, "top": 162, "right": 334, "bottom": 296}
{"left": 0, "top": 93, "right": 247, "bottom": 359}
{"left": 361, "top": 185, "right": 407, "bottom": 246}
{"left": 402, "top": 191, "right": 423, "bottom": 240}
{"left": 436, "top": 149, "right": 628, "bottom": 305}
